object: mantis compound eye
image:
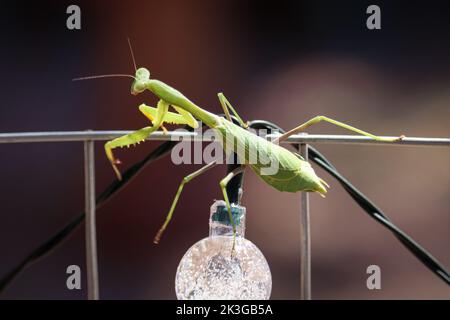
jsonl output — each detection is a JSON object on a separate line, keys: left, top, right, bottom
{"left": 135, "top": 67, "right": 150, "bottom": 81}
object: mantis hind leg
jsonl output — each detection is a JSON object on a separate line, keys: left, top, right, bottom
{"left": 218, "top": 93, "right": 248, "bottom": 128}
{"left": 274, "top": 116, "right": 405, "bottom": 143}
{"left": 219, "top": 166, "right": 246, "bottom": 252}
{"left": 154, "top": 161, "right": 218, "bottom": 244}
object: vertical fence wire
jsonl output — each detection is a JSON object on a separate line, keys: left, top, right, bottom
{"left": 299, "top": 142, "right": 311, "bottom": 300}
{"left": 84, "top": 138, "right": 99, "bottom": 300}
{"left": 1, "top": 130, "right": 450, "bottom": 299}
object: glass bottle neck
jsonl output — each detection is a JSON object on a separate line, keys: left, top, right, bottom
{"left": 209, "top": 200, "right": 246, "bottom": 237}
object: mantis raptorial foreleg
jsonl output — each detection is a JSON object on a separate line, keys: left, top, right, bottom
{"left": 218, "top": 93, "right": 248, "bottom": 128}
{"left": 140, "top": 104, "right": 199, "bottom": 130}
{"left": 154, "top": 161, "right": 219, "bottom": 244}
{"left": 219, "top": 166, "right": 246, "bottom": 251}
{"left": 105, "top": 100, "right": 200, "bottom": 180}
{"left": 171, "top": 105, "right": 199, "bottom": 129}
{"left": 139, "top": 104, "right": 169, "bottom": 134}
{"left": 105, "top": 100, "right": 170, "bottom": 179}
{"left": 105, "top": 126, "right": 158, "bottom": 179}
{"left": 274, "top": 115, "right": 405, "bottom": 143}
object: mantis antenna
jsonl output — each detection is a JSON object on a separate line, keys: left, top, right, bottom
{"left": 72, "top": 74, "right": 136, "bottom": 81}
{"left": 73, "top": 39, "right": 138, "bottom": 82}
{"left": 127, "top": 37, "right": 137, "bottom": 71}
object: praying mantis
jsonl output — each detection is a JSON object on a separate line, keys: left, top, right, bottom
{"left": 75, "top": 45, "right": 404, "bottom": 245}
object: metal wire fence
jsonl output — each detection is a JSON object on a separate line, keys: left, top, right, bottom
{"left": 1, "top": 130, "right": 449, "bottom": 299}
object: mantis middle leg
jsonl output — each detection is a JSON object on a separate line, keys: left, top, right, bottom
{"left": 154, "top": 161, "right": 219, "bottom": 244}
{"left": 274, "top": 115, "right": 405, "bottom": 143}
{"left": 218, "top": 93, "right": 248, "bottom": 128}
{"left": 219, "top": 165, "right": 246, "bottom": 250}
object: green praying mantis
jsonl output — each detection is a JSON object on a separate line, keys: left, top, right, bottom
{"left": 75, "top": 44, "right": 404, "bottom": 245}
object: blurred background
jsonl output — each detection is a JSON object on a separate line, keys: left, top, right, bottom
{"left": 0, "top": 0, "right": 449, "bottom": 299}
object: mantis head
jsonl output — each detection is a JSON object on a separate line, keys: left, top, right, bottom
{"left": 131, "top": 67, "right": 150, "bottom": 95}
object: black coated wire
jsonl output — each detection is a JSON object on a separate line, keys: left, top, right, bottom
{"left": 226, "top": 117, "right": 246, "bottom": 204}
{"left": 0, "top": 126, "right": 194, "bottom": 292}
{"left": 1, "top": 118, "right": 448, "bottom": 293}
{"left": 248, "top": 119, "right": 450, "bottom": 285}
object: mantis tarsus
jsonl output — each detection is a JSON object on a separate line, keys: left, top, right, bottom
{"left": 75, "top": 49, "right": 404, "bottom": 246}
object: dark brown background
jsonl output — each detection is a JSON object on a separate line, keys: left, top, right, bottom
{"left": 0, "top": 0, "right": 449, "bottom": 299}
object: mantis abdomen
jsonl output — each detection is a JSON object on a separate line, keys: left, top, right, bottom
{"left": 214, "top": 118, "right": 328, "bottom": 195}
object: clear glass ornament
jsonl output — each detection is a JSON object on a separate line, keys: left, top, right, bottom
{"left": 175, "top": 200, "right": 272, "bottom": 300}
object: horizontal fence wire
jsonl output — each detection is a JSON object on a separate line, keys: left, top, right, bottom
{"left": 0, "top": 129, "right": 449, "bottom": 297}
{"left": 0, "top": 130, "right": 450, "bottom": 146}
